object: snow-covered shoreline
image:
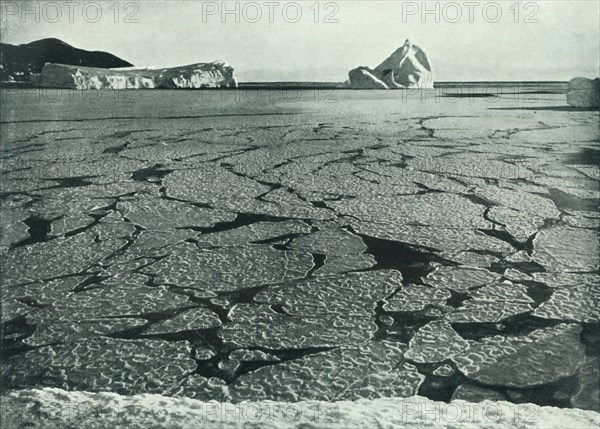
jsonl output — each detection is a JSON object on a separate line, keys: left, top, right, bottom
{"left": 2, "top": 388, "right": 598, "bottom": 429}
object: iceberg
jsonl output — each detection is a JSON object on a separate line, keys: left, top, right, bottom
{"left": 566, "top": 77, "right": 600, "bottom": 108}
{"left": 34, "top": 62, "right": 237, "bottom": 90}
{"left": 347, "top": 39, "right": 434, "bottom": 89}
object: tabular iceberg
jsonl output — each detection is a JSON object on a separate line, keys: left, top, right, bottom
{"left": 34, "top": 62, "right": 237, "bottom": 90}
{"left": 348, "top": 39, "right": 434, "bottom": 89}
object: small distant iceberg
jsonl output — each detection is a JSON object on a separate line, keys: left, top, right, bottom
{"left": 347, "top": 39, "right": 434, "bottom": 89}
{"left": 33, "top": 62, "right": 237, "bottom": 90}
{"left": 566, "top": 77, "right": 600, "bottom": 108}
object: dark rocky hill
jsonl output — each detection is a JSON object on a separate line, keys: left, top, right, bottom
{"left": 0, "top": 38, "right": 133, "bottom": 82}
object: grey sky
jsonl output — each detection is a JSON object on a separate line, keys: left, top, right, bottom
{"left": 2, "top": 1, "right": 599, "bottom": 81}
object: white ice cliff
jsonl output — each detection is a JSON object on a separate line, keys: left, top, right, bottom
{"left": 33, "top": 62, "right": 237, "bottom": 89}
{"left": 348, "top": 39, "right": 434, "bottom": 89}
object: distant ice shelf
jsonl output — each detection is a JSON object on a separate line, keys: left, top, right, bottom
{"left": 33, "top": 62, "right": 237, "bottom": 90}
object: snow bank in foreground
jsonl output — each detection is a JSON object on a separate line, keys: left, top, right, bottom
{"left": 2, "top": 388, "right": 598, "bottom": 429}
{"left": 33, "top": 62, "right": 237, "bottom": 90}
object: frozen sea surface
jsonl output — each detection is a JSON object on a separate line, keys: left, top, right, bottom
{"left": 1, "top": 88, "right": 598, "bottom": 415}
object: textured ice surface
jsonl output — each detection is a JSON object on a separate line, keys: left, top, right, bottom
{"left": 405, "top": 321, "right": 469, "bottom": 363}
{"left": 452, "top": 383, "right": 506, "bottom": 402}
{"left": 474, "top": 186, "right": 561, "bottom": 218}
{"left": 195, "top": 221, "right": 312, "bottom": 248}
{"left": 424, "top": 266, "right": 500, "bottom": 293}
{"left": 532, "top": 272, "right": 600, "bottom": 289}
{"left": 288, "top": 227, "right": 367, "bottom": 255}
{"left": 141, "top": 242, "right": 314, "bottom": 292}
{"left": 533, "top": 285, "right": 600, "bottom": 323}
{"left": 222, "top": 271, "right": 402, "bottom": 348}
{"left": 444, "top": 281, "right": 534, "bottom": 323}
{"left": 2, "top": 338, "right": 197, "bottom": 394}
{"left": 1, "top": 299, "right": 35, "bottom": 323}
{"left": 2, "top": 232, "right": 127, "bottom": 286}
{"left": 487, "top": 206, "right": 544, "bottom": 242}
{"left": 452, "top": 324, "right": 586, "bottom": 388}
{"left": 354, "top": 221, "right": 516, "bottom": 255}
{"left": 533, "top": 227, "right": 599, "bottom": 272}
{"left": 229, "top": 341, "right": 423, "bottom": 402}
{"left": 0, "top": 209, "right": 30, "bottom": 249}
{"left": 118, "top": 197, "right": 236, "bottom": 231}
{"left": 144, "top": 307, "right": 222, "bottom": 335}
{"left": 383, "top": 284, "right": 451, "bottom": 312}
{"left": 164, "top": 166, "right": 272, "bottom": 206}
{"left": 409, "top": 155, "right": 532, "bottom": 181}
{"left": 253, "top": 270, "right": 401, "bottom": 315}
{"left": 330, "top": 193, "right": 490, "bottom": 228}
{"left": 24, "top": 318, "right": 148, "bottom": 346}
{"left": 289, "top": 226, "right": 376, "bottom": 274}
{"left": 167, "top": 375, "right": 228, "bottom": 400}
{"left": 221, "top": 303, "right": 377, "bottom": 348}
{"left": 572, "top": 356, "right": 600, "bottom": 411}
{"left": 2, "top": 90, "right": 598, "bottom": 413}
{"left": 27, "top": 278, "right": 191, "bottom": 322}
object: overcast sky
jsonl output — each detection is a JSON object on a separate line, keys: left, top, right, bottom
{"left": 2, "top": 1, "right": 599, "bottom": 81}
